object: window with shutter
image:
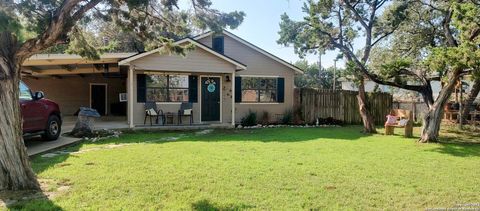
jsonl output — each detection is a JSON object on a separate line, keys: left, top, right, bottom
{"left": 238, "top": 77, "right": 283, "bottom": 103}
{"left": 137, "top": 74, "right": 146, "bottom": 103}
{"left": 212, "top": 35, "right": 224, "bottom": 54}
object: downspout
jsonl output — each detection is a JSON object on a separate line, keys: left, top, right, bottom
{"left": 231, "top": 71, "right": 236, "bottom": 127}
{"left": 128, "top": 65, "right": 134, "bottom": 128}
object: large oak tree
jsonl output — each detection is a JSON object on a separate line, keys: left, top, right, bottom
{"left": 279, "top": 0, "right": 480, "bottom": 142}
{"left": 368, "top": 1, "right": 480, "bottom": 142}
{"left": 278, "top": 0, "right": 408, "bottom": 133}
{"left": 0, "top": 0, "right": 244, "bottom": 190}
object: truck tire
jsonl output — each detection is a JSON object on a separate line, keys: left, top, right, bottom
{"left": 42, "top": 115, "right": 61, "bottom": 141}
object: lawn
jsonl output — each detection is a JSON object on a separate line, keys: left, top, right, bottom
{"left": 11, "top": 126, "right": 480, "bottom": 210}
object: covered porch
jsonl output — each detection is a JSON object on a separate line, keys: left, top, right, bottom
{"left": 22, "top": 53, "right": 135, "bottom": 118}
{"left": 120, "top": 38, "right": 247, "bottom": 128}
{"left": 61, "top": 116, "right": 233, "bottom": 131}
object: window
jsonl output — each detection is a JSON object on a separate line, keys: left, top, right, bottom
{"left": 19, "top": 82, "right": 32, "bottom": 100}
{"left": 241, "top": 77, "right": 277, "bottom": 102}
{"left": 212, "top": 35, "right": 224, "bottom": 54}
{"left": 146, "top": 75, "right": 189, "bottom": 102}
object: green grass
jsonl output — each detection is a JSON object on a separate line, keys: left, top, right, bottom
{"left": 12, "top": 126, "right": 480, "bottom": 210}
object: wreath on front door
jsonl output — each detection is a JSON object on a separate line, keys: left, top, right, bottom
{"left": 205, "top": 78, "right": 216, "bottom": 93}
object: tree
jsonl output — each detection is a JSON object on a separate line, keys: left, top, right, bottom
{"left": 278, "top": 0, "right": 408, "bottom": 133}
{"left": 368, "top": 1, "right": 480, "bottom": 142}
{"left": 0, "top": 0, "right": 244, "bottom": 191}
{"left": 461, "top": 78, "right": 480, "bottom": 123}
{"left": 294, "top": 60, "right": 342, "bottom": 90}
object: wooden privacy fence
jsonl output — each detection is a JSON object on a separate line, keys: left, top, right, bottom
{"left": 294, "top": 88, "right": 393, "bottom": 125}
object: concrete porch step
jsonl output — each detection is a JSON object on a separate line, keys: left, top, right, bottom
{"left": 134, "top": 124, "right": 234, "bottom": 130}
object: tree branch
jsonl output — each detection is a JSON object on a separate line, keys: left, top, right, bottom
{"left": 17, "top": 0, "right": 93, "bottom": 61}
{"left": 443, "top": 8, "right": 458, "bottom": 47}
{"left": 343, "top": 1, "right": 368, "bottom": 30}
{"left": 72, "top": 0, "right": 103, "bottom": 22}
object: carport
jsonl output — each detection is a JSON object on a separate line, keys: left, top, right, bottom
{"left": 22, "top": 53, "right": 135, "bottom": 118}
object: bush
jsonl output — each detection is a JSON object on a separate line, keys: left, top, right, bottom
{"left": 293, "top": 107, "right": 304, "bottom": 125}
{"left": 281, "top": 110, "right": 293, "bottom": 125}
{"left": 316, "top": 117, "right": 343, "bottom": 125}
{"left": 260, "top": 111, "right": 270, "bottom": 125}
{"left": 241, "top": 110, "right": 257, "bottom": 126}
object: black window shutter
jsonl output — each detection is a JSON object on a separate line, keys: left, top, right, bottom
{"left": 235, "top": 77, "right": 242, "bottom": 103}
{"left": 277, "top": 78, "right": 285, "bottom": 103}
{"left": 188, "top": 75, "right": 198, "bottom": 103}
{"left": 137, "top": 74, "right": 146, "bottom": 103}
{"left": 212, "top": 36, "right": 224, "bottom": 54}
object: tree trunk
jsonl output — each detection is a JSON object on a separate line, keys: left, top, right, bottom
{"left": 357, "top": 78, "right": 377, "bottom": 133}
{"left": 419, "top": 104, "right": 444, "bottom": 143}
{"left": 419, "top": 70, "right": 460, "bottom": 143}
{"left": 0, "top": 32, "right": 40, "bottom": 190}
{"left": 461, "top": 78, "right": 480, "bottom": 123}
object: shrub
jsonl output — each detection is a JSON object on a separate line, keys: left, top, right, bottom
{"left": 281, "top": 109, "right": 293, "bottom": 125}
{"left": 316, "top": 117, "right": 344, "bottom": 125}
{"left": 293, "top": 107, "right": 304, "bottom": 125}
{"left": 260, "top": 111, "right": 270, "bottom": 125}
{"left": 241, "top": 110, "right": 257, "bottom": 126}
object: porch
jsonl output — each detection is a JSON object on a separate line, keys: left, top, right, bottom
{"left": 120, "top": 38, "right": 247, "bottom": 128}
{"left": 61, "top": 116, "right": 233, "bottom": 131}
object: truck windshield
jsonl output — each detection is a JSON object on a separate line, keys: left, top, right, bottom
{"left": 20, "top": 82, "right": 32, "bottom": 100}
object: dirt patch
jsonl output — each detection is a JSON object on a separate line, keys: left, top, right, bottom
{"left": 0, "top": 178, "right": 72, "bottom": 208}
{"left": 42, "top": 143, "right": 131, "bottom": 158}
{"left": 196, "top": 129, "right": 213, "bottom": 135}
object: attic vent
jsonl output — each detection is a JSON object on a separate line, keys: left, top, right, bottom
{"left": 212, "top": 35, "right": 224, "bottom": 54}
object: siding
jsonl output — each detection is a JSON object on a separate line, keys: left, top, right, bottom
{"left": 131, "top": 47, "right": 237, "bottom": 73}
{"left": 24, "top": 75, "right": 126, "bottom": 116}
{"left": 130, "top": 71, "right": 234, "bottom": 125}
{"left": 197, "top": 34, "right": 296, "bottom": 122}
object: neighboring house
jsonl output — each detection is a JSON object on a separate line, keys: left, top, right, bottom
{"left": 22, "top": 31, "right": 303, "bottom": 128}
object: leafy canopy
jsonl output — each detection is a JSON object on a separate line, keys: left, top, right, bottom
{"left": 1, "top": 0, "right": 245, "bottom": 59}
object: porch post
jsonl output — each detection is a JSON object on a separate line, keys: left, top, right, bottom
{"left": 128, "top": 65, "right": 134, "bottom": 128}
{"left": 231, "top": 72, "right": 236, "bottom": 126}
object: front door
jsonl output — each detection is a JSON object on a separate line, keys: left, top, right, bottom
{"left": 90, "top": 84, "right": 107, "bottom": 116}
{"left": 201, "top": 77, "right": 220, "bottom": 122}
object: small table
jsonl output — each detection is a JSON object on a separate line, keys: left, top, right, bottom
{"left": 164, "top": 112, "right": 175, "bottom": 125}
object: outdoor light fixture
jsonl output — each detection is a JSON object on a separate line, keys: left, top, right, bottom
{"left": 225, "top": 75, "right": 231, "bottom": 82}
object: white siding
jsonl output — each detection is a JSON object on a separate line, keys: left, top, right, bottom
{"left": 198, "top": 34, "right": 297, "bottom": 122}
{"left": 131, "top": 47, "right": 236, "bottom": 73}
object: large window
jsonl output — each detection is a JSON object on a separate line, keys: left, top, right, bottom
{"left": 241, "top": 77, "right": 277, "bottom": 102}
{"left": 146, "top": 75, "right": 189, "bottom": 102}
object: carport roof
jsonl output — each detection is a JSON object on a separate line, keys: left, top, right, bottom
{"left": 24, "top": 53, "right": 136, "bottom": 66}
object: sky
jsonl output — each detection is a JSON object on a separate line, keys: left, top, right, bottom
{"left": 197, "top": 0, "right": 344, "bottom": 68}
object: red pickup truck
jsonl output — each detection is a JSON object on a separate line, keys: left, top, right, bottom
{"left": 20, "top": 81, "right": 62, "bottom": 140}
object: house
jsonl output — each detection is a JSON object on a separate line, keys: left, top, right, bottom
{"left": 22, "top": 31, "right": 303, "bottom": 128}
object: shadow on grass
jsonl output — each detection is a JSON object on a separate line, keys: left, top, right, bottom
{"left": 192, "top": 199, "right": 254, "bottom": 211}
{"left": 31, "top": 143, "right": 83, "bottom": 175}
{"left": 440, "top": 128, "right": 480, "bottom": 144}
{"left": 426, "top": 143, "right": 480, "bottom": 157}
{"left": 0, "top": 190, "right": 63, "bottom": 211}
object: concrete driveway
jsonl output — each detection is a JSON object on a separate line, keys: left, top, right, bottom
{"left": 25, "top": 136, "right": 80, "bottom": 156}
{"left": 25, "top": 116, "right": 128, "bottom": 156}
{"left": 25, "top": 120, "right": 79, "bottom": 156}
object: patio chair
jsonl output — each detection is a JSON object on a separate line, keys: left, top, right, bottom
{"left": 178, "top": 102, "right": 193, "bottom": 125}
{"left": 144, "top": 102, "right": 165, "bottom": 126}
